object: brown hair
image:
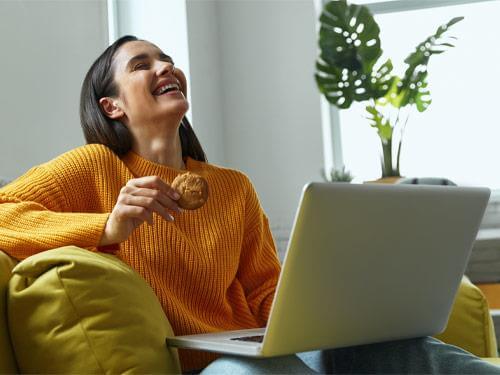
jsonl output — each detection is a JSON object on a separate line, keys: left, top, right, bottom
{"left": 79, "top": 35, "right": 207, "bottom": 162}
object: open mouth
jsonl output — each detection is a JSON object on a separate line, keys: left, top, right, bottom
{"left": 153, "top": 83, "right": 181, "bottom": 96}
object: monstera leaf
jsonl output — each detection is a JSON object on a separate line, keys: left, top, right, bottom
{"left": 397, "top": 16, "right": 464, "bottom": 111}
{"left": 315, "top": 0, "right": 392, "bottom": 109}
{"left": 379, "top": 75, "right": 430, "bottom": 112}
{"left": 366, "top": 105, "right": 392, "bottom": 142}
{"left": 366, "top": 105, "right": 396, "bottom": 177}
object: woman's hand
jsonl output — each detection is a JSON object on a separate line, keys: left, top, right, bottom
{"left": 99, "top": 176, "right": 182, "bottom": 246}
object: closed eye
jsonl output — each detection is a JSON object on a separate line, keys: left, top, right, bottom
{"left": 133, "top": 62, "right": 150, "bottom": 71}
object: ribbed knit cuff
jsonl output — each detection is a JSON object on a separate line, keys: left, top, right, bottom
{"left": 97, "top": 244, "right": 120, "bottom": 254}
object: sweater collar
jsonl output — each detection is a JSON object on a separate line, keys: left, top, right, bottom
{"left": 121, "top": 151, "right": 196, "bottom": 181}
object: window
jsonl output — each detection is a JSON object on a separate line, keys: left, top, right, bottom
{"left": 327, "top": 0, "right": 500, "bottom": 190}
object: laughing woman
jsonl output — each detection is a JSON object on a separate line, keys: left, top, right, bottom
{"left": 0, "top": 36, "right": 499, "bottom": 374}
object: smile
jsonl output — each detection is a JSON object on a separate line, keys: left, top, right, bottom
{"left": 154, "top": 83, "right": 180, "bottom": 96}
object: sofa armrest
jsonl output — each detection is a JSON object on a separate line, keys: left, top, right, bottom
{"left": 435, "top": 276, "right": 498, "bottom": 358}
{"left": 0, "top": 250, "right": 18, "bottom": 374}
{"left": 7, "top": 246, "right": 181, "bottom": 374}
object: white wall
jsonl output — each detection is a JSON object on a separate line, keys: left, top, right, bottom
{"left": 0, "top": 0, "right": 108, "bottom": 180}
{"left": 183, "top": 0, "right": 324, "bottom": 255}
{"left": 185, "top": 0, "right": 226, "bottom": 166}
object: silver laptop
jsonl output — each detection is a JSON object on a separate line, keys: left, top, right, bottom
{"left": 166, "top": 182, "right": 490, "bottom": 358}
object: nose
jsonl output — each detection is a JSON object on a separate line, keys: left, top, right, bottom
{"left": 156, "top": 60, "right": 175, "bottom": 77}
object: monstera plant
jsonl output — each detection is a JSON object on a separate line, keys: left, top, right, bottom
{"left": 315, "top": 0, "right": 463, "bottom": 178}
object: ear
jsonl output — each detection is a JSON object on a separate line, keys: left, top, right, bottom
{"left": 99, "top": 97, "right": 124, "bottom": 120}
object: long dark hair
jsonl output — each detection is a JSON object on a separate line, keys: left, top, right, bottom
{"left": 79, "top": 35, "right": 207, "bottom": 162}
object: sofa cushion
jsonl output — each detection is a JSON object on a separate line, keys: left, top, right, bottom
{"left": 485, "top": 358, "right": 500, "bottom": 366}
{"left": 0, "top": 250, "right": 18, "bottom": 374}
{"left": 435, "top": 276, "right": 498, "bottom": 357}
{"left": 8, "top": 246, "right": 181, "bottom": 374}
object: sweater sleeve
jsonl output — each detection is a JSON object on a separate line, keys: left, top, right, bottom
{"left": 0, "top": 164, "right": 110, "bottom": 260}
{"left": 236, "top": 177, "right": 281, "bottom": 327}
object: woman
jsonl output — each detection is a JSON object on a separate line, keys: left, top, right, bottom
{"left": 0, "top": 35, "right": 498, "bottom": 374}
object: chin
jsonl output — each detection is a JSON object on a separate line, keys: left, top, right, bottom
{"left": 162, "top": 95, "right": 188, "bottom": 109}
{"left": 173, "top": 101, "right": 189, "bottom": 117}
{"left": 156, "top": 102, "right": 189, "bottom": 122}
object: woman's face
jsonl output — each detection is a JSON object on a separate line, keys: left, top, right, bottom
{"left": 107, "top": 40, "right": 189, "bottom": 127}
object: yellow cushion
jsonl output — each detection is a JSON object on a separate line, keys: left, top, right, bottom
{"left": 0, "top": 250, "right": 18, "bottom": 374}
{"left": 8, "top": 246, "right": 181, "bottom": 374}
{"left": 435, "top": 276, "right": 498, "bottom": 357}
{"left": 485, "top": 358, "right": 500, "bottom": 366}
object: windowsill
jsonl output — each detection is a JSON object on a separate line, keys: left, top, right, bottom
{"left": 481, "top": 191, "right": 500, "bottom": 229}
{"left": 490, "top": 189, "right": 500, "bottom": 202}
{"left": 477, "top": 228, "right": 500, "bottom": 242}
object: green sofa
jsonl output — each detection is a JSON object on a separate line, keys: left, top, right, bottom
{"left": 1, "top": 246, "right": 499, "bottom": 373}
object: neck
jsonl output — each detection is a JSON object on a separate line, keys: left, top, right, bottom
{"left": 130, "top": 121, "right": 185, "bottom": 170}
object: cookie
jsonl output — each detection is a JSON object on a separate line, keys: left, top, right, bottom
{"left": 171, "top": 172, "right": 209, "bottom": 210}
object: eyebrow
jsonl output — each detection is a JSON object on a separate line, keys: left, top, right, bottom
{"left": 126, "top": 52, "right": 174, "bottom": 70}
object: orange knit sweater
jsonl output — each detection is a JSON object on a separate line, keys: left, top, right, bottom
{"left": 0, "top": 144, "right": 282, "bottom": 371}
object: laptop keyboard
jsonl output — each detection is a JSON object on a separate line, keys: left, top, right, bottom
{"left": 230, "top": 335, "right": 264, "bottom": 343}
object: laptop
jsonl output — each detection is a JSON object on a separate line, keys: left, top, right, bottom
{"left": 166, "top": 182, "right": 490, "bottom": 358}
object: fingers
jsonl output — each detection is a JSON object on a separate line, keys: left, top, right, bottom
{"left": 118, "top": 176, "right": 183, "bottom": 224}
{"left": 103, "top": 176, "right": 182, "bottom": 245}
{"left": 120, "top": 195, "right": 176, "bottom": 222}
{"left": 126, "top": 176, "right": 181, "bottom": 202}
{"left": 122, "top": 186, "right": 182, "bottom": 213}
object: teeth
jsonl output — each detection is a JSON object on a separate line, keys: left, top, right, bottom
{"left": 157, "top": 83, "right": 179, "bottom": 95}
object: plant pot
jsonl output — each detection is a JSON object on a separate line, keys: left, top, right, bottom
{"left": 365, "top": 176, "right": 402, "bottom": 184}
